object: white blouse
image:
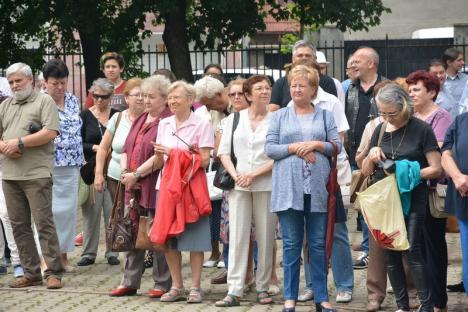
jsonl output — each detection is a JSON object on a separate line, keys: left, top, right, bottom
{"left": 217, "top": 109, "right": 272, "bottom": 192}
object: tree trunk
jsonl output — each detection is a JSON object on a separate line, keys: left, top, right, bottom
{"left": 77, "top": 30, "right": 103, "bottom": 90}
{"left": 162, "top": 0, "right": 193, "bottom": 82}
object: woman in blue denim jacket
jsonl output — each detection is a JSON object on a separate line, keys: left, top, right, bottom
{"left": 265, "top": 65, "right": 341, "bottom": 312}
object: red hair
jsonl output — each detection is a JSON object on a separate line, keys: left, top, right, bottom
{"left": 406, "top": 70, "right": 440, "bottom": 100}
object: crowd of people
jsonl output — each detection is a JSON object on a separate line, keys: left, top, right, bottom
{"left": 0, "top": 41, "right": 467, "bottom": 312}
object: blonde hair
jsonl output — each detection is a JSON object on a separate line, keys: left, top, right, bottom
{"left": 123, "top": 77, "right": 143, "bottom": 96}
{"left": 393, "top": 77, "right": 409, "bottom": 92}
{"left": 288, "top": 65, "right": 319, "bottom": 99}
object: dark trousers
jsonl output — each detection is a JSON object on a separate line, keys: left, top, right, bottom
{"left": 386, "top": 210, "right": 432, "bottom": 311}
{"left": 423, "top": 211, "right": 448, "bottom": 309}
{"left": 2, "top": 178, "right": 63, "bottom": 279}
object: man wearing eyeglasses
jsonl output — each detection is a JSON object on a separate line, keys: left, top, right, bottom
{"left": 0, "top": 62, "right": 63, "bottom": 289}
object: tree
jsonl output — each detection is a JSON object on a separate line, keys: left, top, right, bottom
{"left": 0, "top": 0, "right": 390, "bottom": 86}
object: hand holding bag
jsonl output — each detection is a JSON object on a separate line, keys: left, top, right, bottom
{"left": 213, "top": 112, "right": 240, "bottom": 190}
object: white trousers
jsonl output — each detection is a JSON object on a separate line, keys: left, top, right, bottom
{"left": 0, "top": 174, "right": 21, "bottom": 267}
{"left": 227, "top": 190, "right": 276, "bottom": 297}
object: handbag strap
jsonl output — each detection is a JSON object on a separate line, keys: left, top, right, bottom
{"left": 377, "top": 121, "right": 387, "bottom": 147}
{"left": 229, "top": 112, "right": 240, "bottom": 163}
{"left": 110, "top": 181, "right": 124, "bottom": 220}
{"left": 322, "top": 110, "right": 338, "bottom": 168}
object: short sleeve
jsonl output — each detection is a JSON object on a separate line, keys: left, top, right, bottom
{"left": 330, "top": 96, "right": 350, "bottom": 133}
{"left": 368, "top": 123, "right": 382, "bottom": 150}
{"left": 441, "top": 117, "right": 456, "bottom": 152}
{"left": 155, "top": 120, "right": 166, "bottom": 145}
{"left": 432, "top": 109, "right": 452, "bottom": 142}
{"left": 422, "top": 122, "right": 440, "bottom": 154}
{"left": 197, "top": 119, "right": 215, "bottom": 149}
{"left": 217, "top": 114, "right": 234, "bottom": 156}
{"left": 106, "top": 111, "right": 121, "bottom": 135}
{"left": 41, "top": 94, "right": 60, "bottom": 132}
{"left": 357, "top": 118, "right": 380, "bottom": 154}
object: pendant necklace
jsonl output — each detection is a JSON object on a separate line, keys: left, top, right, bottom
{"left": 390, "top": 125, "right": 407, "bottom": 160}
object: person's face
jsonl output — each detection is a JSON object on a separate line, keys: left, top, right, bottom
{"left": 429, "top": 65, "right": 446, "bottom": 85}
{"left": 45, "top": 77, "right": 68, "bottom": 100}
{"left": 227, "top": 84, "right": 248, "bottom": 112}
{"left": 346, "top": 58, "right": 359, "bottom": 80}
{"left": 377, "top": 101, "right": 403, "bottom": 125}
{"left": 142, "top": 87, "right": 166, "bottom": 115}
{"left": 8, "top": 71, "right": 33, "bottom": 93}
{"left": 352, "top": 50, "right": 372, "bottom": 78}
{"left": 292, "top": 47, "right": 315, "bottom": 64}
{"left": 167, "top": 87, "right": 192, "bottom": 115}
{"left": 205, "top": 67, "right": 222, "bottom": 76}
{"left": 245, "top": 80, "right": 271, "bottom": 106}
{"left": 319, "top": 63, "right": 327, "bottom": 75}
{"left": 125, "top": 86, "right": 144, "bottom": 112}
{"left": 447, "top": 54, "right": 465, "bottom": 72}
{"left": 200, "top": 92, "right": 228, "bottom": 112}
{"left": 103, "top": 59, "right": 123, "bottom": 82}
{"left": 290, "top": 76, "right": 316, "bottom": 105}
{"left": 92, "top": 87, "right": 112, "bottom": 109}
{"left": 409, "top": 81, "right": 436, "bottom": 107}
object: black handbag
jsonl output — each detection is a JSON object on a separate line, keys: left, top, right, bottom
{"left": 213, "top": 112, "right": 240, "bottom": 190}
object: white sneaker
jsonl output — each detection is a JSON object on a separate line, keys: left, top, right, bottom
{"left": 336, "top": 291, "right": 352, "bottom": 303}
{"left": 203, "top": 259, "right": 219, "bottom": 268}
{"left": 297, "top": 289, "right": 314, "bottom": 302}
{"left": 395, "top": 310, "right": 409, "bottom": 312}
{"left": 217, "top": 260, "right": 225, "bottom": 268}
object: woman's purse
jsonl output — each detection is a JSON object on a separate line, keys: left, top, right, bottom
{"left": 106, "top": 181, "right": 139, "bottom": 252}
{"left": 213, "top": 112, "right": 240, "bottom": 190}
{"left": 428, "top": 183, "right": 450, "bottom": 218}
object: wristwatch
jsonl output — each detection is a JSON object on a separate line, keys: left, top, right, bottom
{"left": 133, "top": 170, "right": 142, "bottom": 179}
{"left": 18, "top": 137, "right": 24, "bottom": 151}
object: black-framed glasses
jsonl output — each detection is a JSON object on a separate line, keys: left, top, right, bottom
{"left": 92, "top": 93, "right": 111, "bottom": 100}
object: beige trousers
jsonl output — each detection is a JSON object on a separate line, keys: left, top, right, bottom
{"left": 227, "top": 190, "right": 276, "bottom": 297}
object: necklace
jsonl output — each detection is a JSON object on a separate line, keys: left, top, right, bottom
{"left": 389, "top": 125, "right": 407, "bottom": 160}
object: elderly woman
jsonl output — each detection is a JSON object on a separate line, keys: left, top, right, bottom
{"left": 214, "top": 75, "right": 275, "bottom": 307}
{"left": 362, "top": 83, "right": 442, "bottom": 312}
{"left": 441, "top": 111, "right": 468, "bottom": 298}
{"left": 78, "top": 78, "right": 119, "bottom": 267}
{"left": 406, "top": 70, "right": 452, "bottom": 312}
{"left": 38, "top": 59, "right": 84, "bottom": 272}
{"left": 108, "top": 75, "right": 173, "bottom": 297}
{"left": 151, "top": 81, "right": 214, "bottom": 303}
{"left": 265, "top": 65, "right": 340, "bottom": 312}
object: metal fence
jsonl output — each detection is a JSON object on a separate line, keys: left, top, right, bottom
{"left": 7, "top": 37, "right": 468, "bottom": 105}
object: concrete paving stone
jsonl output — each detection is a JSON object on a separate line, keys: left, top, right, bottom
{"left": 0, "top": 210, "right": 467, "bottom": 311}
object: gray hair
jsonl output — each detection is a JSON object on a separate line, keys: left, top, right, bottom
{"left": 142, "top": 75, "right": 171, "bottom": 97}
{"left": 6, "top": 63, "right": 33, "bottom": 78}
{"left": 89, "top": 78, "right": 114, "bottom": 94}
{"left": 375, "top": 82, "right": 413, "bottom": 121}
{"left": 194, "top": 76, "right": 224, "bottom": 101}
{"left": 168, "top": 80, "right": 196, "bottom": 99}
{"left": 292, "top": 40, "right": 316, "bottom": 55}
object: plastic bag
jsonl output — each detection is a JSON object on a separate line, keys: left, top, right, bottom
{"left": 357, "top": 174, "right": 409, "bottom": 251}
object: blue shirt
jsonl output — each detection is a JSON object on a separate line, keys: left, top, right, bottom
{"left": 54, "top": 92, "right": 85, "bottom": 167}
{"left": 436, "top": 84, "right": 459, "bottom": 120}
{"left": 458, "top": 80, "right": 468, "bottom": 115}
{"left": 444, "top": 72, "right": 468, "bottom": 104}
{"left": 341, "top": 79, "right": 352, "bottom": 94}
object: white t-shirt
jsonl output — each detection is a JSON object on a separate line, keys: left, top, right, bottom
{"left": 106, "top": 110, "right": 132, "bottom": 180}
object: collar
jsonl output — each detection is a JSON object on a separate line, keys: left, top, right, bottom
{"left": 11, "top": 88, "right": 39, "bottom": 105}
{"left": 163, "top": 111, "right": 199, "bottom": 131}
{"left": 446, "top": 72, "right": 462, "bottom": 80}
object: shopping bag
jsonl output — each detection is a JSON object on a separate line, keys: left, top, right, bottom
{"left": 357, "top": 174, "right": 409, "bottom": 251}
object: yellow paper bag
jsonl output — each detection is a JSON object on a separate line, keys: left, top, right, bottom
{"left": 357, "top": 174, "right": 410, "bottom": 251}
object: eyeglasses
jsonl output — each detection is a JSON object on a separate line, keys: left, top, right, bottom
{"left": 378, "top": 111, "right": 401, "bottom": 118}
{"left": 128, "top": 93, "right": 143, "bottom": 98}
{"left": 92, "top": 93, "right": 111, "bottom": 100}
{"left": 228, "top": 92, "right": 244, "bottom": 98}
{"left": 167, "top": 95, "right": 186, "bottom": 101}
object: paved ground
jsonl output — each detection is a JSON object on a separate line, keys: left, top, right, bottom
{"left": 0, "top": 210, "right": 467, "bottom": 312}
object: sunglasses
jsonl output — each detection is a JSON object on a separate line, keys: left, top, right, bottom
{"left": 228, "top": 92, "right": 244, "bottom": 98}
{"left": 92, "top": 93, "right": 111, "bottom": 100}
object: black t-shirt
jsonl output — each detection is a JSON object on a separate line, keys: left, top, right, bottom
{"left": 80, "top": 108, "right": 118, "bottom": 161}
{"left": 271, "top": 74, "right": 338, "bottom": 108}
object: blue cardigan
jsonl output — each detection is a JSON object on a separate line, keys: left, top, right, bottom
{"left": 265, "top": 106, "right": 341, "bottom": 213}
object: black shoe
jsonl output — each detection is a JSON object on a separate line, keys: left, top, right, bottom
{"left": 282, "top": 307, "right": 295, "bottom": 312}
{"left": 107, "top": 256, "right": 120, "bottom": 266}
{"left": 315, "top": 303, "right": 337, "bottom": 312}
{"left": 77, "top": 257, "right": 95, "bottom": 266}
{"left": 447, "top": 281, "right": 465, "bottom": 292}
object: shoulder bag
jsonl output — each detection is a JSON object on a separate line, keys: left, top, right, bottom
{"left": 213, "top": 112, "right": 240, "bottom": 190}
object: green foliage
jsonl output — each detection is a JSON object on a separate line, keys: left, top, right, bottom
{"left": 280, "top": 33, "right": 300, "bottom": 54}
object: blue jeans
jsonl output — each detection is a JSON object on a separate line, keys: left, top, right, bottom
{"left": 459, "top": 218, "right": 468, "bottom": 297}
{"left": 359, "top": 214, "right": 369, "bottom": 253}
{"left": 305, "top": 219, "right": 354, "bottom": 293}
{"left": 278, "top": 204, "right": 328, "bottom": 303}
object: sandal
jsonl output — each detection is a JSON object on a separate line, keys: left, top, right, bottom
{"left": 160, "top": 287, "right": 185, "bottom": 302}
{"left": 187, "top": 287, "right": 202, "bottom": 303}
{"left": 215, "top": 294, "right": 240, "bottom": 307}
{"left": 268, "top": 284, "right": 281, "bottom": 296}
{"left": 257, "top": 291, "right": 274, "bottom": 304}
{"left": 243, "top": 279, "right": 256, "bottom": 294}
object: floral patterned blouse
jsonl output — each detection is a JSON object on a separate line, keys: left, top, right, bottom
{"left": 54, "top": 92, "right": 85, "bottom": 167}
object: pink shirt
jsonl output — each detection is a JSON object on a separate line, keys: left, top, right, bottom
{"left": 156, "top": 112, "right": 214, "bottom": 189}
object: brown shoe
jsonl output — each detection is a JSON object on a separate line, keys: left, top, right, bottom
{"left": 366, "top": 299, "right": 381, "bottom": 311}
{"left": 46, "top": 276, "right": 63, "bottom": 289}
{"left": 210, "top": 270, "right": 227, "bottom": 284}
{"left": 9, "top": 276, "right": 43, "bottom": 288}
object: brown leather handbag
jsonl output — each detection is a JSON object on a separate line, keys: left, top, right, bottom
{"left": 106, "top": 182, "right": 139, "bottom": 252}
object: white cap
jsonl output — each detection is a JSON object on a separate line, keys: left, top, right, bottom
{"left": 316, "top": 51, "right": 329, "bottom": 64}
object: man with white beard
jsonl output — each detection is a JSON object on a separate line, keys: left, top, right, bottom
{"left": 0, "top": 63, "right": 63, "bottom": 289}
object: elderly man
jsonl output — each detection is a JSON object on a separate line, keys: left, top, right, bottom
{"left": 270, "top": 40, "right": 337, "bottom": 111}
{"left": 0, "top": 63, "right": 63, "bottom": 289}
